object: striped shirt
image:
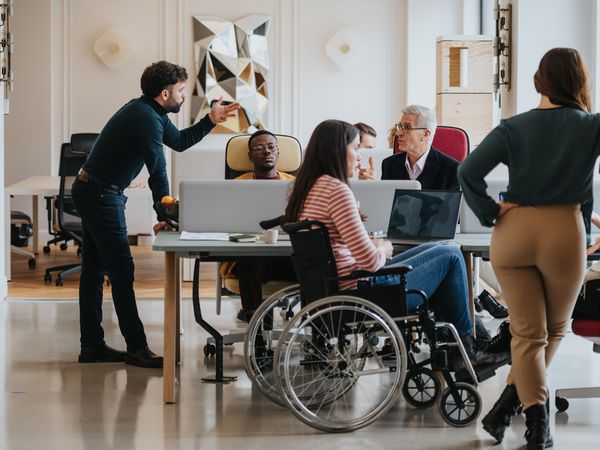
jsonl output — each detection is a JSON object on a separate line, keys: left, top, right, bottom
{"left": 299, "top": 175, "right": 386, "bottom": 290}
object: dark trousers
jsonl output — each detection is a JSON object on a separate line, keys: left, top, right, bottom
{"left": 72, "top": 179, "right": 147, "bottom": 351}
{"left": 234, "top": 261, "right": 297, "bottom": 313}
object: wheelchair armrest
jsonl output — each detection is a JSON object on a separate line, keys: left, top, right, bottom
{"left": 259, "top": 215, "right": 284, "bottom": 230}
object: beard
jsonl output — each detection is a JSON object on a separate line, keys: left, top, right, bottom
{"left": 166, "top": 99, "right": 184, "bottom": 113}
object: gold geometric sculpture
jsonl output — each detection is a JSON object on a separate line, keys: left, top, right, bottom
{"left": 191, "top": 15, "right": 271, "bottom": 133}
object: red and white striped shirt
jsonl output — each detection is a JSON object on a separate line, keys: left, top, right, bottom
{"left": 299, "top": 175, "right": 386, "bottom": 290}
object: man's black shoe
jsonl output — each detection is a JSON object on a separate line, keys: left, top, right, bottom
{"left": 474, "top": 297, "right": 484, "bottom": 313}
{"left": 79, "top": 344, "right": 127, "bottom": 363}
{"left": 125, "top": 346, "right": 163, "bottom": 368}
{"left": 478, "top": 290, "right": 509, "bottom": 318}
{"left": 475, "top": 316, "right": 492, "bottom": 341}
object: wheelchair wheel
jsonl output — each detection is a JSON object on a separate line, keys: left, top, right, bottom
{"left": 402, "top": 367, "right": 441, "bottom": 409}
{"left": 439, "top": 382, "right": 482, "bottom": 427}
{"left": 244, "top": 284, "right": 302, "bottom": 406}
{"left": 275, "top": 295, "right": 407, "bottom": 432}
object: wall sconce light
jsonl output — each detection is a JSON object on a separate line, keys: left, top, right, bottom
{"left": 325, "top": 28, "right": 366, "bottom": 70}
{"left": 93, "top": 28, "right": 135, "bottom": 70}
{"left": 0, "top": 0, "right": 14, "bottom": 114}
{"left": 493, "top": 1, "right": 512, "bottom": 93}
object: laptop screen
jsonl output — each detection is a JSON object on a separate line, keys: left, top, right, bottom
{"left": 386, "top": 190, "right": 462, "bottom": 241}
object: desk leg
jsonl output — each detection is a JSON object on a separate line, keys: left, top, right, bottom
{"left": 5, "top": 192, "right": 11, "bottom": 282}
{"left": 462, "top": 250, "right": 476, "bottom": 337}
{"left": 175, "top": 259, "right": 181, "bottom": 365}
{"left": 164, "top": 251, "right": 178, "bottom": 404}
{"left": 32, "top": 195, "right": 39, "bottom": 255}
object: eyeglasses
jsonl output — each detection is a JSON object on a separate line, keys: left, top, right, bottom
{"left": 395, "top": 123, "right": 428, "bottom": 134}
{"left": 251, "top": 143, "right": 278, "bottom": 153}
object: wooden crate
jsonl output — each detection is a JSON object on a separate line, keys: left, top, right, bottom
{"left": 436, "top": 93, "right": 494, "bottom": 147}
{"left": 436, "top": 37, "right": 493, "bottom": 94}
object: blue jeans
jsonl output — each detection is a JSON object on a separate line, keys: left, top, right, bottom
{"left": 359, "top": 241, "right": 473, "bottom": 336}
{"left": 72, "top": 178, "right": 147, "bottom": 351}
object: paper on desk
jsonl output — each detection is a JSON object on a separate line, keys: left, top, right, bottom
{"left": 180, "top": 231, "right": 230, "bottom": 241}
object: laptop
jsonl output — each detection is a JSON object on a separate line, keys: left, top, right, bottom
{"left": 350, "top": 179, "right": 421, "bottom": 233}
{"left": 459, "top": 179, "right": 508, "bottom": 233}
{"left": 386, "top": 189, "right": 462, "bottom": 245}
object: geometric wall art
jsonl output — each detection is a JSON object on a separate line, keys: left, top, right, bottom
{"left": 191, "top": 15, "right": 271, "bottom": 133}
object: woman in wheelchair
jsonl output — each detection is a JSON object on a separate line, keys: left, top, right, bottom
{"left": 283, "top": 119, "right": 508, "bottom": 369}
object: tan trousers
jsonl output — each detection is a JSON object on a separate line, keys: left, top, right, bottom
{"left": 490, "top": 205, "right": 586, "bottom": 409}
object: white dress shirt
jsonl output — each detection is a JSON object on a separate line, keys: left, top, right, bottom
{"left": 404, "top": 149, "right": 430, "bottom": 180}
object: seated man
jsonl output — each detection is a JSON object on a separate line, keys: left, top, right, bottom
{"left": 221, "top": 130, "right": 296, "bottom": 322}
{"left": 354, "top": 122, "right": 376, "bottom": 180}
{"left": 381, "top": 105, "right": 459, "bottom": 190}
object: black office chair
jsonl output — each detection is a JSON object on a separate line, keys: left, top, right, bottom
{"left": 44, "top": 133, "right": 98, "bottom": 286}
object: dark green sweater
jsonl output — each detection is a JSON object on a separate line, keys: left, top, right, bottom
{"left": 83, "top": 95, "right": 215, "bottom": 209}
{"left": 458, "top": 107, "right": 600, "bottom": 227}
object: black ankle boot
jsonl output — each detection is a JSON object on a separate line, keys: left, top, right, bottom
{"left": 524, "top": 404, "right": 553, "bottom": 449}
{"left": 481, "top": 384, "right": 521, "bottom": 443}
{"left": 461, "top": 334, "right": 511, "bottom": 367}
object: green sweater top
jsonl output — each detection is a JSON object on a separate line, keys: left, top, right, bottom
{"left": 458, "top": 107, "right": 600, "bottom": 228}
{"left": 83, "top": 95, "right": 215, "bottom": 211}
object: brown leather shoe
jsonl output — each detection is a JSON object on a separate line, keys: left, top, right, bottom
{"left": 125, "top": 346, "right": 163, "bottom": 368}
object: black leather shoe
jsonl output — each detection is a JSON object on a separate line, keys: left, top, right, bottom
{"left": 486, "top": 320, "right": 512, "bottom": 354}
{"left": 478, "top": 290, "right": 509, "bottom": 318}
{"left": 79, "top": 344, "right": 127, "bottom": 363}
{"left": 482, "top": 384, "right": 522, "bottom": 443}
{"left": 475, "top": 316, "right": 492, "bottom": 341}
{"left": 461, "top": 334, "right": 511, "bottom": 367}
{"left": 524, "top": 404, "right": 553, "bottom": 449}
{"left": 125, "top": 346, "right": 163, "bottom": 368}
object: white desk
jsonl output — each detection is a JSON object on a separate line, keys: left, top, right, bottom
{"left": 152, "top": 231, "right": 493, "bottom": 404}
{"left": 5, "top": 175, "right": 151, "bottom": 279}
{"left": 153, "top": 231, "right": 292, "bottom": 404}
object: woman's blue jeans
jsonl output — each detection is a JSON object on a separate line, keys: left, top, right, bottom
{"left": 72, "top": 178, "right": 147, "bottom": 351}
{"left": 359, "top": 241, "right": 473, "bottom": 336}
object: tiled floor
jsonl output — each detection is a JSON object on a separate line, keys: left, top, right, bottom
{"left": 1, "top": 298, "right": 599, "bottom": 450}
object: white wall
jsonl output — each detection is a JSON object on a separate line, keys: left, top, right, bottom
{"left": 487, "top": 0, "right": 599, "bottom": 180}
{"left": 3, "top": 0, "right": 600, "bottom": 214}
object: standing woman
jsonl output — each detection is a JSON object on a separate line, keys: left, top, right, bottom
{"left": 458, "top": 48, "right": 600, "bottom": 449}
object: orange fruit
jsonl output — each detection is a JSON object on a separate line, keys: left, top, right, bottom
{"left": 161, "top": 195, "right": 174, "bottom": 205}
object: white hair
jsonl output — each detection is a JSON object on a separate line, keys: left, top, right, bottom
{"left": 401, "top": 104, "right": 437, "bottom": 147}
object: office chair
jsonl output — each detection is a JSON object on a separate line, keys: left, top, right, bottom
{"left": 44, "top": 133, "right": 98, "bottom": 286}
{"left": 394, "top": 125, "right": 470, "bottom": 162}
{"left": 215, "top": 133, "right": 302, "bottom": 314}
{"left": 555, "top": 280, "right": 600, "bottom": 412}
{"left": 10, "top": 210, "right": 36, "bottom": 268}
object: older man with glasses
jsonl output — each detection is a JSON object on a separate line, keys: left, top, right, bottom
{"left": 381, "top": 104, "right": 459, "bottom": 191}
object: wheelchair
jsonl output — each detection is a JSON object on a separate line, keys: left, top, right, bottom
{"left": 242, "top": 219, "right": 500, "bottom": 432}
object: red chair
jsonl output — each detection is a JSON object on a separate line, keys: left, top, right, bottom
{"left": 555, "top": 319, "right": 600, "bottom": 412}
{"left": 394, "top": 125, "right": 470, "bottom": 162}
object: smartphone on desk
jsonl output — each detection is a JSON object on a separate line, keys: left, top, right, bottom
{"left": 229, "top": 234, "right": 257, "bottom": 243}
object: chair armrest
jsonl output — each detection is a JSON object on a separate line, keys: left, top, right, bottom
{"left": 259, "top": 215, "right": 284, "bottom": 230}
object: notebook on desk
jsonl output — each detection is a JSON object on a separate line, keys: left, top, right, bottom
{"left": 386, "top": 189, "right": 462, "bottom": 245}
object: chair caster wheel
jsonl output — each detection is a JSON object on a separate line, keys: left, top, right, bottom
{"left": 44, "top": 274, "right": 52, "bottom": 283}
{"left": 28, "top": 258, "right": 36, "bottom": 269}
{"left": 60, "top": 243, "right": 68, "bottom": 251}
{"left": 43, "top": 246, "right": 51, "bottom": 254}
{"left": 203, "top": 344, "right": 216, "bottom": 357}
{"left": 555, "top": 396, "right": 569, "bottom": 412}
{"left": 55, "top": 278, "right": 64, "bottom": 287}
